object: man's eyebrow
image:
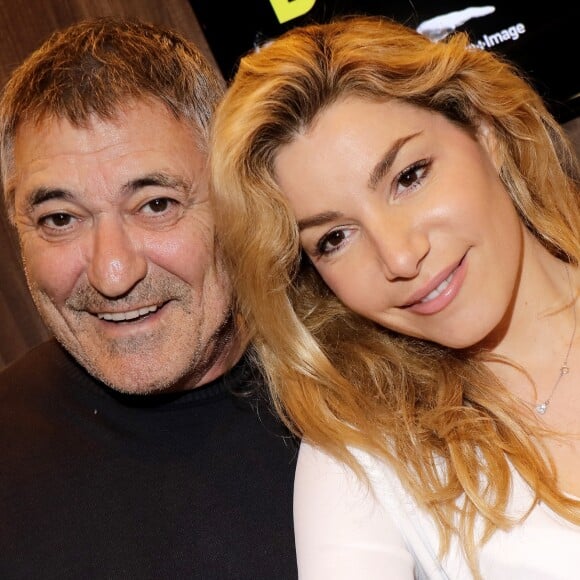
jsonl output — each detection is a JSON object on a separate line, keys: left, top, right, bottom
{"left": 23, "top": 173, "right": 194, "bottom": 213}
{"left": 121, "top": 172, "right": 193, "bottom": 195}
{"left": 367, "top": 132, "right": 422, "bottom": 190}
{"left": 297, "top": 210, "right": 344, "bottom": 232}
{"left": 27, "top": 187, "right": 74, "bottom": 211}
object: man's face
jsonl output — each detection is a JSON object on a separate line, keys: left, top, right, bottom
{"left": 10, "top": 100, "right": 237, "bottom": 393}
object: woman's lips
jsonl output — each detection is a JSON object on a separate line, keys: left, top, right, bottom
{"left": 403, "top": 255, "right": 468, "bottom": 315}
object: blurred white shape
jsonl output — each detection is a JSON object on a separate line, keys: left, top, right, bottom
{"left": 417, "top": 5, "right": 496, "bottom": 41}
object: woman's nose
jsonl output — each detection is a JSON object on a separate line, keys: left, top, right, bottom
{"left": 371, "top": 213, "right": 429, "bottom": 281}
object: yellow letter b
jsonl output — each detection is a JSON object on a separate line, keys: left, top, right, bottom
{"left": 269, "top": 0, "right": 316, "bottom": 24}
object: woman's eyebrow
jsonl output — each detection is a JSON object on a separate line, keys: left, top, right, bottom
{"left": 367, "top": 132, "right": 421, "bottom": 190}
{"left": 298, "top": 210, "right": 344, "bottom": 232}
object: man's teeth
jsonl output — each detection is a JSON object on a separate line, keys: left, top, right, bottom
{"left": 97, "top": 305, "right": 159, "bottom": 321}
{"left": 421, "top": 273, "right": 453, "bottom": 303}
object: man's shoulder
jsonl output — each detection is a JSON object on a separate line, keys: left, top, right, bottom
{"left": 0, "top": 339, "right": 75, "bottom": 397}
{"left": 2, "top": 337, "right": 60, "bottom": 370}
{"left": 219, "top": 353, "right": 300, "bottom": 455}
{"left": 224, "top": 355, "right": 291, "bottom": 424}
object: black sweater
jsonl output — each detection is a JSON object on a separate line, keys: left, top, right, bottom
{"left": 0, "top": 340, "right": 298, "bottom": 579}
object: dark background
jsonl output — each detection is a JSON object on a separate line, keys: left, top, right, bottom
{"left": 0, "top": 0, "right": 578, "bottom": 370}
{"left": 190, "top": 0, "right": 579, "bottom": 124}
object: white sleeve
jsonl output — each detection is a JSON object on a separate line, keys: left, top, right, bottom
{"left": 294, "top": 440, "right": 415, "bottom": 580}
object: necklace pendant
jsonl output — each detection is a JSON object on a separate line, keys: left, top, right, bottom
{"left": 535, "top": 402, "right": 548, "bottom": 414}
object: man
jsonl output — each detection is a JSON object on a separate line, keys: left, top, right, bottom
{"left": 0, "top": 18, "right": 297, "bottom": 578}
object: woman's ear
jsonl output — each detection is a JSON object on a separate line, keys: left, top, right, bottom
{"left": 477, "top": 120, "right": 502, "bottom": 171}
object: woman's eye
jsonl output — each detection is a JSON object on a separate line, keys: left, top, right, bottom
{"left": 394, "top": 159, "right": 430, "bottom": 196}
{"left": 315, "top": 229, "right": 350, "bottom": 257}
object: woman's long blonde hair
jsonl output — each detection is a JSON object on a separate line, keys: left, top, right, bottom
{"left": 210, "top": 15, "right": 580, "bottom": 573}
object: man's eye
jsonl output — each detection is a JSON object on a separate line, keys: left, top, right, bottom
{"left": 39, "top": 213, "right": 74, "bottom": 228}
{"left": 143, "top": 198, "right": 173, "bottom": 213}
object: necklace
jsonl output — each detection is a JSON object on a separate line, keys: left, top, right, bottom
{"left": 535, "top": 264, "right": 577, "bottom": 415}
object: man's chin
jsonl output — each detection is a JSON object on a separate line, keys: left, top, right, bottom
{"left": 95, "top": 376, "right": 177, "bottom": 395}
{"left": 66, "top": 347, "right": 191, "bottom": 395}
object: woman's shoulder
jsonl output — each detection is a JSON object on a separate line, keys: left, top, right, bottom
{"left": 296, "top": 439, "right": 406, "bottom": 495}
{"left": 294, "top": 439, "right": 455, "bottom": 579}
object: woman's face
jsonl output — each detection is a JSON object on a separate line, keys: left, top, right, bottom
{"left": 274, "top": 97, "right": 525, "bottom": 348}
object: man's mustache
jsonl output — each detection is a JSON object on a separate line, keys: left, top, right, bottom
{"left": 65, "top": 276, "right": 190, "bottom": 313}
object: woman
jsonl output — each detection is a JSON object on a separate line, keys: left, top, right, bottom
{"left": 210, "top": 15, "right": 580, "bottom": 579}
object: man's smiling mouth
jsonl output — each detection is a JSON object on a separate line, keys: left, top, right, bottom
{"left": 97, "top": 304, "right": 160, "bottom": 322}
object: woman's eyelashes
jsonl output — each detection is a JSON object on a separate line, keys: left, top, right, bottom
{"left": 314, "top": 227, "right": 354, "bottom": 258}
{"left": 394, "top": 158, "right": 431, "bottom": 197}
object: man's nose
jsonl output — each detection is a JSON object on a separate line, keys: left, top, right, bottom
{"left": 86, "top": 218, "right": 147, "bottom": 298}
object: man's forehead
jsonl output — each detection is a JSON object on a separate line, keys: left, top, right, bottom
{"left": 15, "top": 97, "right": 184, "bottom": 143}
{"left": 14, "top": 100, "right": 197, "bottom": 162}
{"left": 12, "top": 104, "right": 204, "bottom": 206}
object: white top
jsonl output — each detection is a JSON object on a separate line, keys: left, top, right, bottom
{"left": 294, "top": 440, "right": 580, "bottom": 579}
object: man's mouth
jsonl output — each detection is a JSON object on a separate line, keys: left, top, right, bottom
{"left": 97, "top": 304, "right": 160, "bottom": 322}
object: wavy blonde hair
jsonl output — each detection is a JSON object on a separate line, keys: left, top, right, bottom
{"left": 210, "top": 15, "right": 580, "bottom": 574}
